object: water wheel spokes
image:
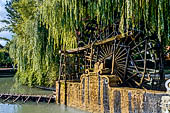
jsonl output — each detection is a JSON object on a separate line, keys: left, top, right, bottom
{"left": 95, "top": 31, "right": 163, "bottom": 89}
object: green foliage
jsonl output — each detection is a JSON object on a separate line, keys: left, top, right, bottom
{"left": 6, "top": 0, "right": 169, "bottom": 87}
{"left": 0, "top": 44, "right": 13, "bottom": 67}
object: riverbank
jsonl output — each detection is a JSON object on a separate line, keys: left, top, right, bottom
{"left": 0, "top": 68, "right": 16, "bottom": 77}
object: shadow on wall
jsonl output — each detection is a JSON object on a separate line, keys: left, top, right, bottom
{"left": 56, "top": 74, "right": 170, "bottom": 113}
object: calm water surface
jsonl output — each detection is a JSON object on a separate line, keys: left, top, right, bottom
{"left": 0, "top": 76, "right": 89, "bottom": 113}
{"left": 0, "top": 103, "right": 89, "bottom": 113}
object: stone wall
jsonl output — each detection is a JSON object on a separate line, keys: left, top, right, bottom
{"left": 56, "top": 73, "right": 170, "bottom": 113}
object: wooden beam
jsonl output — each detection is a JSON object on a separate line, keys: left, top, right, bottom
{"left": 123, "top": 48, "right": 130, "bottom": 81}
{"left": 111, "top": 42, "right": 116, "bottom": 74}
{"left": 0, "top": 93, "right": 55, "bottom": 104}
{"left": 58, "top": 53, "right": 63, "bottom": 104}
{"left": 64, "top": 31, "right": 133, "bottom": 54}
{"left": 90, "top": 44, "right": 94, "bottom": 69}
{"left": 64, "top": 46, "right": 67, "bottom": 106}
{"left": 13, "top": 95, "right": 21, "bottom": 103}
{"left": 3, "top": 95, "right": 12, "bottom": 102}
{"left": 48, "top": 96, "right": 52, "bottom": 104}
{"left": 63, "top": 45, "right": 90, "bottom": 54}
{"left": 37, "top": 96, "right": 41, "bottom": 104}
{"left": 24, "top": 96, "right": 30, "bottom": 103}
{"left": 64, "top": 79, "right": 67, "bottom": 106}
{"left": 95, "top": 31, "right": 132, "bottom": 46}
{"left": 140, "top": 40, "right": 147, "bottom": 85}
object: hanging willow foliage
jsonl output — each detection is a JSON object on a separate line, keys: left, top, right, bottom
{"left": 8, "top": 0, "right": 169, "bottom": 86}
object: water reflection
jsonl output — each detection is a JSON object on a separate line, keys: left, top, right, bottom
{"left": 0, "top": 77, "right": 52, "bottom": 95}
{"left": 0, "top": 103, "right": 89, "bottom": 113}
{"left": 0, "top": 77, "right": 89, "bottom": 113}
{"left": 0, "top": 104, "right": 19, "bottom": 113}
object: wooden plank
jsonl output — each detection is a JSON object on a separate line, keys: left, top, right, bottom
{"left": 140, "top": 40, "right": 147, "bottom": 85}
{"left": 47, "top": 96, "right": 52, "bottom": 104}
{"left": 64, "top": 46, "right": 67, "bottom": 106}
{"left": 0, "top": 93, "right": 55, "bottom": 104}
{"left": 24, "top": 96, "right": 30, "bottom": 103}
{"left": 126, "top": 73, "right": 138, "bottom": 81}
{"left": 115, "top": 48, "right": 126, "bottom": 60}
{"left": 123, "top": 48, "right": 130, "bottom": 81}
{"left": 58, "top": 53, "right": 62, "bottom": 104}
{"left": 37, "top": 96, "right": 41, "bottom": 104}
{"left": 131, "top": 47, "right": 153, "bottom": 56}
{"left": 90, "top": 44, "right": 93, "bottom": 69}
{"left": 64, "top": 31, "right": 133, "bottom": 54}
{"left": 65, "top": 45, "right": 90, "bottom": 54}
{"left": 131, "top": 40, "right": 145, "bottom": 50}
{"left": 111, "top": 42, "right": 116, "bottom": 74}
{"left": 3, "top": 95, "right": 12, "bottom": 102}
{"left": 13, "top": 95, "right": 21, "bottom": 103}
{"left": 133, "top": 40, "right": 144, "bottom": 60}
{"left": 129, "top": 56, "right": 140, "bottom": 73}
{"left": 64, "top": 80, "right": 67, "bottom": 105}
{"left": 95, "top": 31, "right": 132, "bottom": 46}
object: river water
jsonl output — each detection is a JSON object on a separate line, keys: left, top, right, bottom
{"left": 0, "top": 77, "right": 89, "bottom": 113}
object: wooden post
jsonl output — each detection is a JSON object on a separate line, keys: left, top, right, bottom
{"left": 64, "top": 79, "right": 67, "bottom": 105}
{"left": 90, "top": 43, "right": 94, "bottom": 69}
{"left": 78, "top": 54, "right": 80, "bottom": 79}
{"left": 140, "top": 40, "right": 147, "bottom": 85}
{"left": 63, "top": 47, "right": 67, "bottom": 106}
{"left": 159, "top": 41, "right": 165, "bottom": 87}
{"left": 75, "top": 54, "right": 78, "bottom": 79}
{"left": 48, "top": 96, "right": 52, "bottom": 104}
{"left": 111, "top": 42, "right": 116, "bottom": 74}
{"left": 143, "top": 40, "right": 147, "bottom": 74}
{"left": 96, "top": 47, "right": 99, "bottom": 62}
{"left": 58, "top": 52, "right": 62, "bottom": 104}
{"left": 124, "top": 48, "right": 130, "bottom": 81}
{"left": 84, "top": 51, "right": 87, "bottom": 71}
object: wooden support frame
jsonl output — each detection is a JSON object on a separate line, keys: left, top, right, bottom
{"left": 12, "top": 95, "right": 21, "bottom": 103}
{"left": 123, "top": 47, "right": 130, "bottom": 81}
{"left": 0, "top": 94, "right": 55, "bottom": 104}
{"left": 48, "top": 95, "right": 52, "bottom": 104}
{"left": 37, "top": 96, "right": 41, "bottom": 104}
{"left": 24, "top": 96, "right": 30, "bottom": 103}
{"left": 57, "top": 30, "right": 165, "bottom": 90}
{"left": 58, "top": 52, "right": 63, "bottom": 104}
{"left": 3, "top": 95, "right": 12, "bottom": 102}
{"left": 139, "top": 39, "right": 147, "bottom": 86}
{"left": 111, "top": 41, "right": 116, "bottom": 74}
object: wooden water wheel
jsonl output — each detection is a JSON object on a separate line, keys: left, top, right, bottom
{"left": 94, "top": 31, "right": 164, "bottom": 89}
{"left": 61, "top": 29, "right": 164, "bottom": 89}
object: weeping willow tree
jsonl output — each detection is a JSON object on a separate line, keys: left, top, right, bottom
{"left": 7, "top": 0, "right": 169, "bottom": 87}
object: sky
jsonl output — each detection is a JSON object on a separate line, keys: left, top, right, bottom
{"left": 0, "top": 0, "right": 12, "bottom": 46}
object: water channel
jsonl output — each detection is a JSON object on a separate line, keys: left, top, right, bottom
{"left": 0, "top": 77, "right": 89, "bottom": 113}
